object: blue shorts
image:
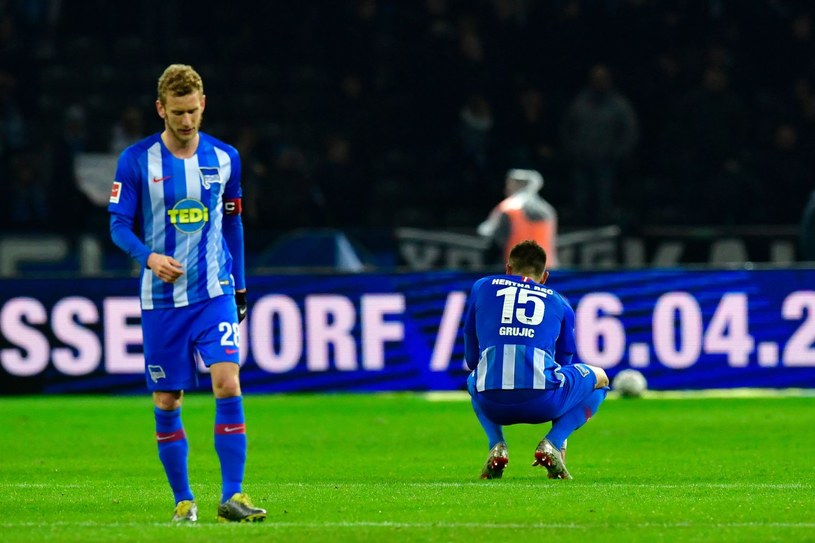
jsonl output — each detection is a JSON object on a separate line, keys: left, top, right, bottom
{"left": 467, "top": 364, "right": 598, "bottom": 425}
{"left": 141, "top": 294, "right": 240, "bottom": 391}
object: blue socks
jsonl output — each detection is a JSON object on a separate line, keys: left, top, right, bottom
{"left": 154, "top": 407, "right": 193, "bottom": 504}
{"left": 471, "top": 394, "right": 506, "bottom": 448}
{"left": 467, "top": 373, "right": 506, "bottom": 448}
{"left": 155, "top": 398, "right": 249, "bottom": 505}
{"left": 547, "top": 387, "right": 609, "bottom": 451}
{"left": 214, "top": 396, "right": 247, "bottom": 504}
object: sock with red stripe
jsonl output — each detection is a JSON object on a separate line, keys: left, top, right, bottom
{"left": 154, "top": 407, "right": 193, "bottom": 503}
{"left": 546, "top": 387, "right": 609, "bottom": 450}
{"left": 214, "top": 396, "right": 247, "bottom": 503}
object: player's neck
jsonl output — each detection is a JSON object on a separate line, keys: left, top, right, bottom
{"left": 161, "top": 131, "right": 200, "bottom": 159}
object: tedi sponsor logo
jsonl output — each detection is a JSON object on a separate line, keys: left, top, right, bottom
{"left": 168, "top": 198, "right": 209, "bottom": 234}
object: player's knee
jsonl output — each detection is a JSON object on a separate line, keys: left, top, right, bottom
{"left": 153, "top": 391, "right": 182, "bottom": 410}
{"left": 210, "top": 362, "right": 241, "bottom": 398}
{"left": 212, "top": 375, "right": 241, "bottom": 398}
{"left": 591, "top": 366, "right": 609, "bottom": 389}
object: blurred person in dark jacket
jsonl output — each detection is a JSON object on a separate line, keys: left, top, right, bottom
{"left": 561, "top": 64, "right": 638, "bottom": 226}
{"left": 46, "top": 104, "right": 97, "bottom": 232}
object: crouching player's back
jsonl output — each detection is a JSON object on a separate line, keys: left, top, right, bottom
{"left": 464, "top": 240, "right": 610, "bottom": 480}
{"left": 466, "top": 271, "right": 572, "bottom": 393}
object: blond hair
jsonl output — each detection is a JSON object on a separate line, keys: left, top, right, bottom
{"left": 157, "top": 64, "right": 204, "bottom": 104}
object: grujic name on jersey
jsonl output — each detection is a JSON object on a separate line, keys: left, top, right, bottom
{"left": 464, "top": 274, "right": 576, "bottom": 391}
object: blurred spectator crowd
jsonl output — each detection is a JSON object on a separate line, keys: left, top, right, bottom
{"left": 1, "top": 0, "right": 814, "bottom": 236}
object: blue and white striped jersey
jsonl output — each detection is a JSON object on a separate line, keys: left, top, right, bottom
{"left": 463, "top": 274, "right": 576, "bottom": 392}
{"left": 108, "top": 132, "right": 242, "bottom": 310}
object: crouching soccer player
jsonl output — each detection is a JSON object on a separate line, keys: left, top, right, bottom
{"left": 108, "top": 64, "right": 266, "bottom": 522}
{"left": 463, "top": 240, "right": 610, "bottom": 480}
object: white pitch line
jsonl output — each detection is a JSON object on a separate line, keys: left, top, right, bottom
{"left": 1, "top": 482, "right": 809, "bottom": 490}
{"left": 2, "top": 521, "right": 815, "bottom": 530}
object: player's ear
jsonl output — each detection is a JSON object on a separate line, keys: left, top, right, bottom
{"left": 541, "top": 270, "right": 549, "bottom": 284}
{"left": 200, "top": 94, "right": 206, "bottom": 111}
{"left": 156, "top": 100, "right": 166, "bottom": 119}
{"left": 505, "top": 263, "right": 513, "bottom": 275}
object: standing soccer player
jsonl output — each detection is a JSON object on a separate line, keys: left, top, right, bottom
{"left": 108, "top": 64, "right": 266, "bottom": 522}
{"left": 464, "top": 240, "right": 609, "bottom": 480}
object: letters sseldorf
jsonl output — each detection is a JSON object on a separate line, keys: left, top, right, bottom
{"left": 1, "top": 270, "right": 814, "bottom": 389}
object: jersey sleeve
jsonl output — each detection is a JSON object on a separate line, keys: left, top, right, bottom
{"left": 223, "top": 214, "right": 245, "bottom": 290}
{"left": 110, "top": 214, "right": 152, "bottom": 267}
{"left": 108, "top": 150, "right": 152, "bottom": 267}
{"left": 223, "top": 147, "right": 242, "bottom": 200}
{"left": 222, "top": 146, "right": 246, "bottom": 290}
{"left": 555, "top": 294, "right": 576, "bottom": 365}
{"left": 463, "top": 279, "right": 485, "bottom": 370}
{"left": 107, "top": 150, "right": 140, "bottom": 219}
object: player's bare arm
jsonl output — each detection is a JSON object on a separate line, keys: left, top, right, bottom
{"left": 147, "top": 253, "right": 184, "bottom": 283}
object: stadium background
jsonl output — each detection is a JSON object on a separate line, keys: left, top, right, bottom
{"left": 1, "top": 0, "right": 814, "bottom": 392}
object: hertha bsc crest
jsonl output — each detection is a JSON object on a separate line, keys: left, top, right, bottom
{"left": 148, "top": 365, "right": 167, "bottom": 383}
{"left": 199, "top": 167, "right": 221, "bottom": 189}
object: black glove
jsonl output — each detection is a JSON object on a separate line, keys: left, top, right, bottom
{"left": 235, "top": 291, "right": 247, "bottom": 323}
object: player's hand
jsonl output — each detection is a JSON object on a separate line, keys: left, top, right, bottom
{"left": 235, "top": 290, "right": 247, "bottom": 323}
{"left": 147, "top": 253, "right": 184, "bottom": 283}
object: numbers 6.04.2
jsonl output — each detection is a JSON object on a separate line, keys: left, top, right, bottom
{"left": 575, "top": 290, "right": 815, "bottom": 368}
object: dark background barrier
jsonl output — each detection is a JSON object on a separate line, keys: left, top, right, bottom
{"left": 2, "top": 268, "right": 814, "bottom": 395}
{"left": 3, "top": 2, "right": 814, "bottom": 256}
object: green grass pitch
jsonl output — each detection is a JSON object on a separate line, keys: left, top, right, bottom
{"left": 1, "top": 391, "right": 813, "bottom": 542}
